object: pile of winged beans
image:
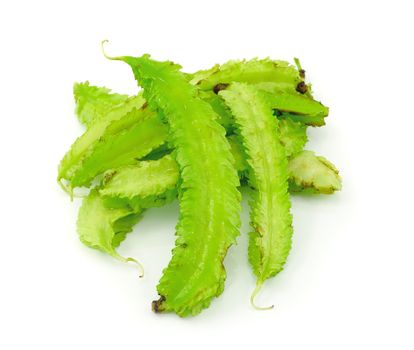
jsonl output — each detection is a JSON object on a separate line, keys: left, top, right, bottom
{"left": 58, "top": 43, "right": 341, "bottom": 317}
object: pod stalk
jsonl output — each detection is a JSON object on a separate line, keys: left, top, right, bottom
{"left": 250, "top": 281, "right": 274, "bottom": 311}
{"left": 101, "top": 40, "right": 122, "bottom": 61}
{"left": 125, "top": 257, "right": 145, "bottom": 278}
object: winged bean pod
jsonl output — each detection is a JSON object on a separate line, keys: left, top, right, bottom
{"left": 220, "top": 83, "right": 293, "bottom": 309}
{"left": 108, "top": 52, "right": 242, "bottom": 317}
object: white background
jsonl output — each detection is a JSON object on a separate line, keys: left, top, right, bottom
{"left": 1, "top": 0, "right": 413, "bottom": 349}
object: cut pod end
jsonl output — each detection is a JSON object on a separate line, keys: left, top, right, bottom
{"left": 152, "top": 295, "right": 166, "bottom": 313}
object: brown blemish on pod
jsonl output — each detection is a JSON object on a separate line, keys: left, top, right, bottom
{"left": 103, "top": 170, "right": 117, "bottom": 185}
{"left": 296, "top": 81, "right": 308, "bottom": 94}
{"left": 213, "top": 83, "right": 229, "bottom": 94}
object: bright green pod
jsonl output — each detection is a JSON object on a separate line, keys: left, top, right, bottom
{"left": 74, "top": 82, "right": 131, "bottom": 128}
{"left": 277, "top": 111, "right": 324, "bottom": 127}
{"left": 258, "top": 84, "right": 329, "bottom": 126}
{"left": 220, "top": 83, "right": 293, "bottom": 309}
{"left": 58, "top": 93, "right": 146, "bottom": 184}
{"left": 106, "top": 50, "right": 242, "bottom": 317}
{"left": 198, "top": 90, "right": 234, "bottom": 130}
{"left": 77, "top": 189, "right": 144, "bottom": 275}
{"left": 69, "top": 114, "right": 168, "bottom": 188}
{"left": 101, "top": 155, "right": 178, "bottom": 198}
{"left": 278, "top": 119, "right": 308, "bottom": 157}
{"left": 196, "top": 58, "right": 303, "bottom": 92}
{"left": 99, "top": 155, "right": 179, "bottom": 212}
{"left": 77, "top": 158, "right": 180, "bottom": 268}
